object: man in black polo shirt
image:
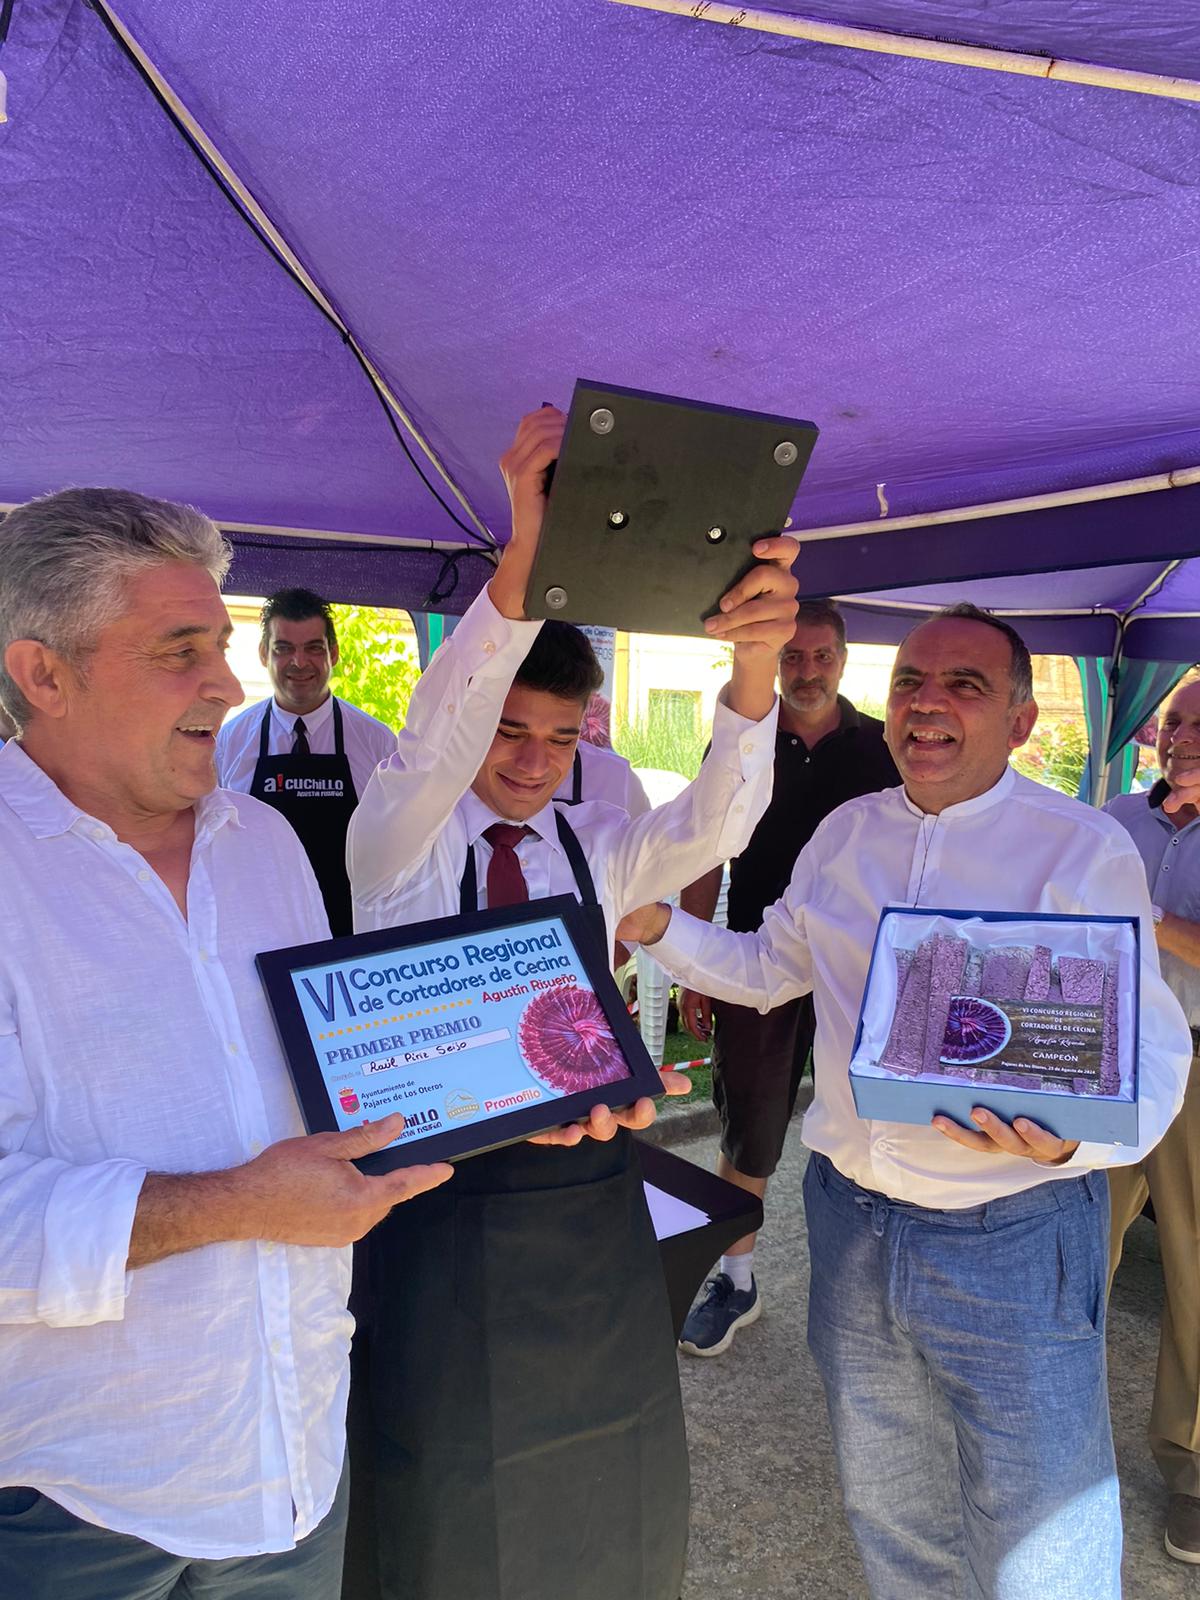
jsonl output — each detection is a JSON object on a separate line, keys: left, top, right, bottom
{"left": 677, "top": 599, "right": 898, "bottom": 1355}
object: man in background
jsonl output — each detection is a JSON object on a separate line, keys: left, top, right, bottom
{"left": 216, "top": 588, "right": 396, "bottom": 934}
{"left": 1106, "top": 675, "right": 1200, "bottom": 1563}
{"left": 676, "top": 600, "right": 898, "bottom": 1355}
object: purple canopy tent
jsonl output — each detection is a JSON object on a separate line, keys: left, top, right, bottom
{"left": 2, "top": 0, "right": 1199, "bottom": 775}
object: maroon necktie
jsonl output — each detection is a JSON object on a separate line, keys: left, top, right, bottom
{"left": 483, "top": 823, "right": 533, "bottom": 908}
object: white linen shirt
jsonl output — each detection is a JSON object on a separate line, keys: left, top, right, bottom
{"left": 651, "top": 766, "right": 1192, "bottom": 1208}
{"left": 0, "top": 742, "right": 351, "bottom": 1558}
{"left": 347, "top": 588, "right": 777, "bottom": 940}
{"left": 216, "top": 693, "right": 397, "bottom": 800}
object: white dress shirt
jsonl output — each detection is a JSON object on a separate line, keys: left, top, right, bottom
{"left": 651, "top": 766, "right": 1192, "bottom": 1209}
{"left": 553, "top": 740, "right": 651, "bottom": 817}
{"left": 347, "top": 588, "right": 778, "bottom": 939}
{"left": 216, "top": 693, "right": 397, "bottom": 800}
{"left": 0, "top": 742, "right": 350, "bottom": 1558}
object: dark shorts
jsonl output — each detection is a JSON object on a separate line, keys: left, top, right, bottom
{"left": 712, "top": 993, "right": 815, "bottom": 1179}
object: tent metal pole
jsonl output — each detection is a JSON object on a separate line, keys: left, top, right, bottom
{"left": 1093, "top": 626, "right": 1125, "bottom": 807}
{"left": 97, "top": 1, "right": 496, "bottom": 549}
{"left": 791, "top": 468, "right": 1200, "bottom": 544}
{"left": 833, "top": 598, "right": 1121, "bottom": 620}
{"left": 1121, "top": 559, "right": 1184, "bottom": 616}
{"left": 0, "top": 507, "right": 497, "bottom": 562}
{"left": 610, "top": 0, "right": 1200, "bottom": 104}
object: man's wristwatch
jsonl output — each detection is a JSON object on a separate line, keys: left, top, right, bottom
{"left": 1151, "top": 903, "right": 1165, "bottom": 926}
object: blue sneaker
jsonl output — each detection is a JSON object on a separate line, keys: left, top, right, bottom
{"left": 678, "top": 1272, "right": 761, "bottom": 1357}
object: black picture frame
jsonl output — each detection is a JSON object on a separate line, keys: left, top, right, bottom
{"left": 524, "top": 379, "right": 818, "bottom": 637}
{"left": 257, "top": 895, "right": 663, "bottom": 1171}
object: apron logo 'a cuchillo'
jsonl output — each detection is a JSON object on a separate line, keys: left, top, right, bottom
{"left": 261, "top": 774, "right": 345, "bottom": 795}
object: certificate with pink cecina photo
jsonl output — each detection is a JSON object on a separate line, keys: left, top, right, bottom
{"left": 848, "top": 907, "right": 1141, "bottom": 1145}
{"left": 257, "top": 895, "right": 664, "bottom": 1172}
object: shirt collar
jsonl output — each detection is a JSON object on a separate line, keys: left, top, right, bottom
{"left": 1146, "top": 776, "right": 1200, "bottom": 835}
{"left": 0, "top": 738, "right": 242, "bottom": 841}
{"left": 271, "top": 693, "right": 335, "bottom": 735}
{"left": 459, "top": 787, "right": 565, "bottom": 854}
{"left": 899, "top": 762, "right": 1015, "bottom": 822}
{"left": 1149, "top": 778, "right": 1172, "bottom": 811}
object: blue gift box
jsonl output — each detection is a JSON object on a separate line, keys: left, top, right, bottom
{"left": 849, "top": 907, "right": 1140, "bottom": 1147}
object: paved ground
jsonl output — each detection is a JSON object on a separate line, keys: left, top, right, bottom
{"left": 669, "top": 1129, "right": 1196, "bottom": 1599}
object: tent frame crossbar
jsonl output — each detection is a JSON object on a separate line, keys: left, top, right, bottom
{"left": 94, "top": 0, "right": 496, "bottom": 549}
{"left": 611, "top": 0, "right": 1200, "bottom": 104}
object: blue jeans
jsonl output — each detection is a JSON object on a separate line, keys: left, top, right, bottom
{"left": 0, "top": 1464, "right": 348, "bottom": 1600}
{"left": 803, "top": 1153, "right": 1120, "bottom": 1600}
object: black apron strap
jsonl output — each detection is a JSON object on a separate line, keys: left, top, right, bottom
{"left": 553, "top": 809, "right": 599, "bottom": 908}
{"left": 569, "top": 747, "right": 582, "bottom": 805}
{"left": 259, "top": 698, "right": 343, "bottom": 759}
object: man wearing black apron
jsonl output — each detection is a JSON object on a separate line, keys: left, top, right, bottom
{"left": 344, "top": 405, "right": 799, "bottom": 1600}
{"left": 215, "top": 587, "right": 397, "bottom": 936}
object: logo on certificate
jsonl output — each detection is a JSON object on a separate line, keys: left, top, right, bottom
{"left": 445, "top": 1089, "right": 480, "bottom": 1120}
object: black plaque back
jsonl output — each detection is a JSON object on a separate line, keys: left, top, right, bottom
{"left": 524, "top": 380, "right": 817, "bottom": 636}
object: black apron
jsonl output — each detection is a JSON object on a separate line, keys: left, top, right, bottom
{"left": 249, "top": 699, "right": 358, "bottom": 937}
{"left": 563, "top": 746, "right": 583, "bottom": 804}
{"left": 354, "top": 806, "right": 689, "bottom": 1600}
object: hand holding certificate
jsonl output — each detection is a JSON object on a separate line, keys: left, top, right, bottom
{"left": 258, "top": 898, "right": 667, "bottom": 1170}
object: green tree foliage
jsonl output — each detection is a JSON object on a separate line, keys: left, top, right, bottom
{"left": 330, "top": 605, "right": 421, "bottom": 730}
{"left": 1012, "top": 719, "right": 1089, "bottom": 797}
{"left": 612, "top": 714, "right": 707, "bottom": 780}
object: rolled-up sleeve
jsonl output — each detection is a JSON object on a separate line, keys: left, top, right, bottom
{"left": 0, "top": 1021, "right": 146, "bottom": 1328}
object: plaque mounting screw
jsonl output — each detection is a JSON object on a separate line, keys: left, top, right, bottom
{"left": 544, "top": 586, "right": 568, "bottom": 609}
{"left": 706, "top": 526, "right": 727, "bottom": 543}
{"left": 607, "top": 510, "right": 628, "bottom": 529}
{"left": 589, "top": 408, "right": 615, "bottom": 435}
{"left": 773, "top": 440, "right": 799, "bottom": 466}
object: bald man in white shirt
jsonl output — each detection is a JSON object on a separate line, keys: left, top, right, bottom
{"left": 0, "top": 488, "right": 449, "bottom": 1600}
{"left": 619, "top": 603, "right": 1192, "bottom": 1600}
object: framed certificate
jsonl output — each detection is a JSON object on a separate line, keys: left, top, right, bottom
{"left": 848, "top": 906, "right": 1141, "bottom": 1144}
{"left": 257, "top": 896, "right": 663, "bottom": 1170}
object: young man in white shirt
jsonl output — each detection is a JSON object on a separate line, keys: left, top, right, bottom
{"left": 345, "top": 403, "right": 799, "bottom": 1600}
{"left": 618, "top": 603, "right": 1192, "bottom": 1600}
{"left": 217, "top": 588, "right": 397, "bottom": 935}
{"left": 0, "top": 488, "right": 449, "bottom": 1600}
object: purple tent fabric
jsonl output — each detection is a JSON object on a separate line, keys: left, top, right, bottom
{"left": 2, "top": 0, "right": 1200, "bottom": 625}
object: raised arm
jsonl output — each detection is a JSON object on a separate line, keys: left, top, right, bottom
{"left": 604, "top": 537, "right": 796, "bottom": 916}
{"left": 347, "top": 408, "right": 563, "bottom": 908}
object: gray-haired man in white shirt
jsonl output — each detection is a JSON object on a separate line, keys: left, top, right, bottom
{"left": 0, "top": 488, "right": 451, "bottom": 1600}
{"left": 620, "top": 603, "right": 1192, "bottom": 1600}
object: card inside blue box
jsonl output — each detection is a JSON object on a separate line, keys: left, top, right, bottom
{"left": 849, "top": 907, "right": 1140, "bottom": 1146}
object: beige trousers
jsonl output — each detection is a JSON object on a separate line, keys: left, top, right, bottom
{"left": 1108, "top": 1052, "right": 1200, "bottom": 1495}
